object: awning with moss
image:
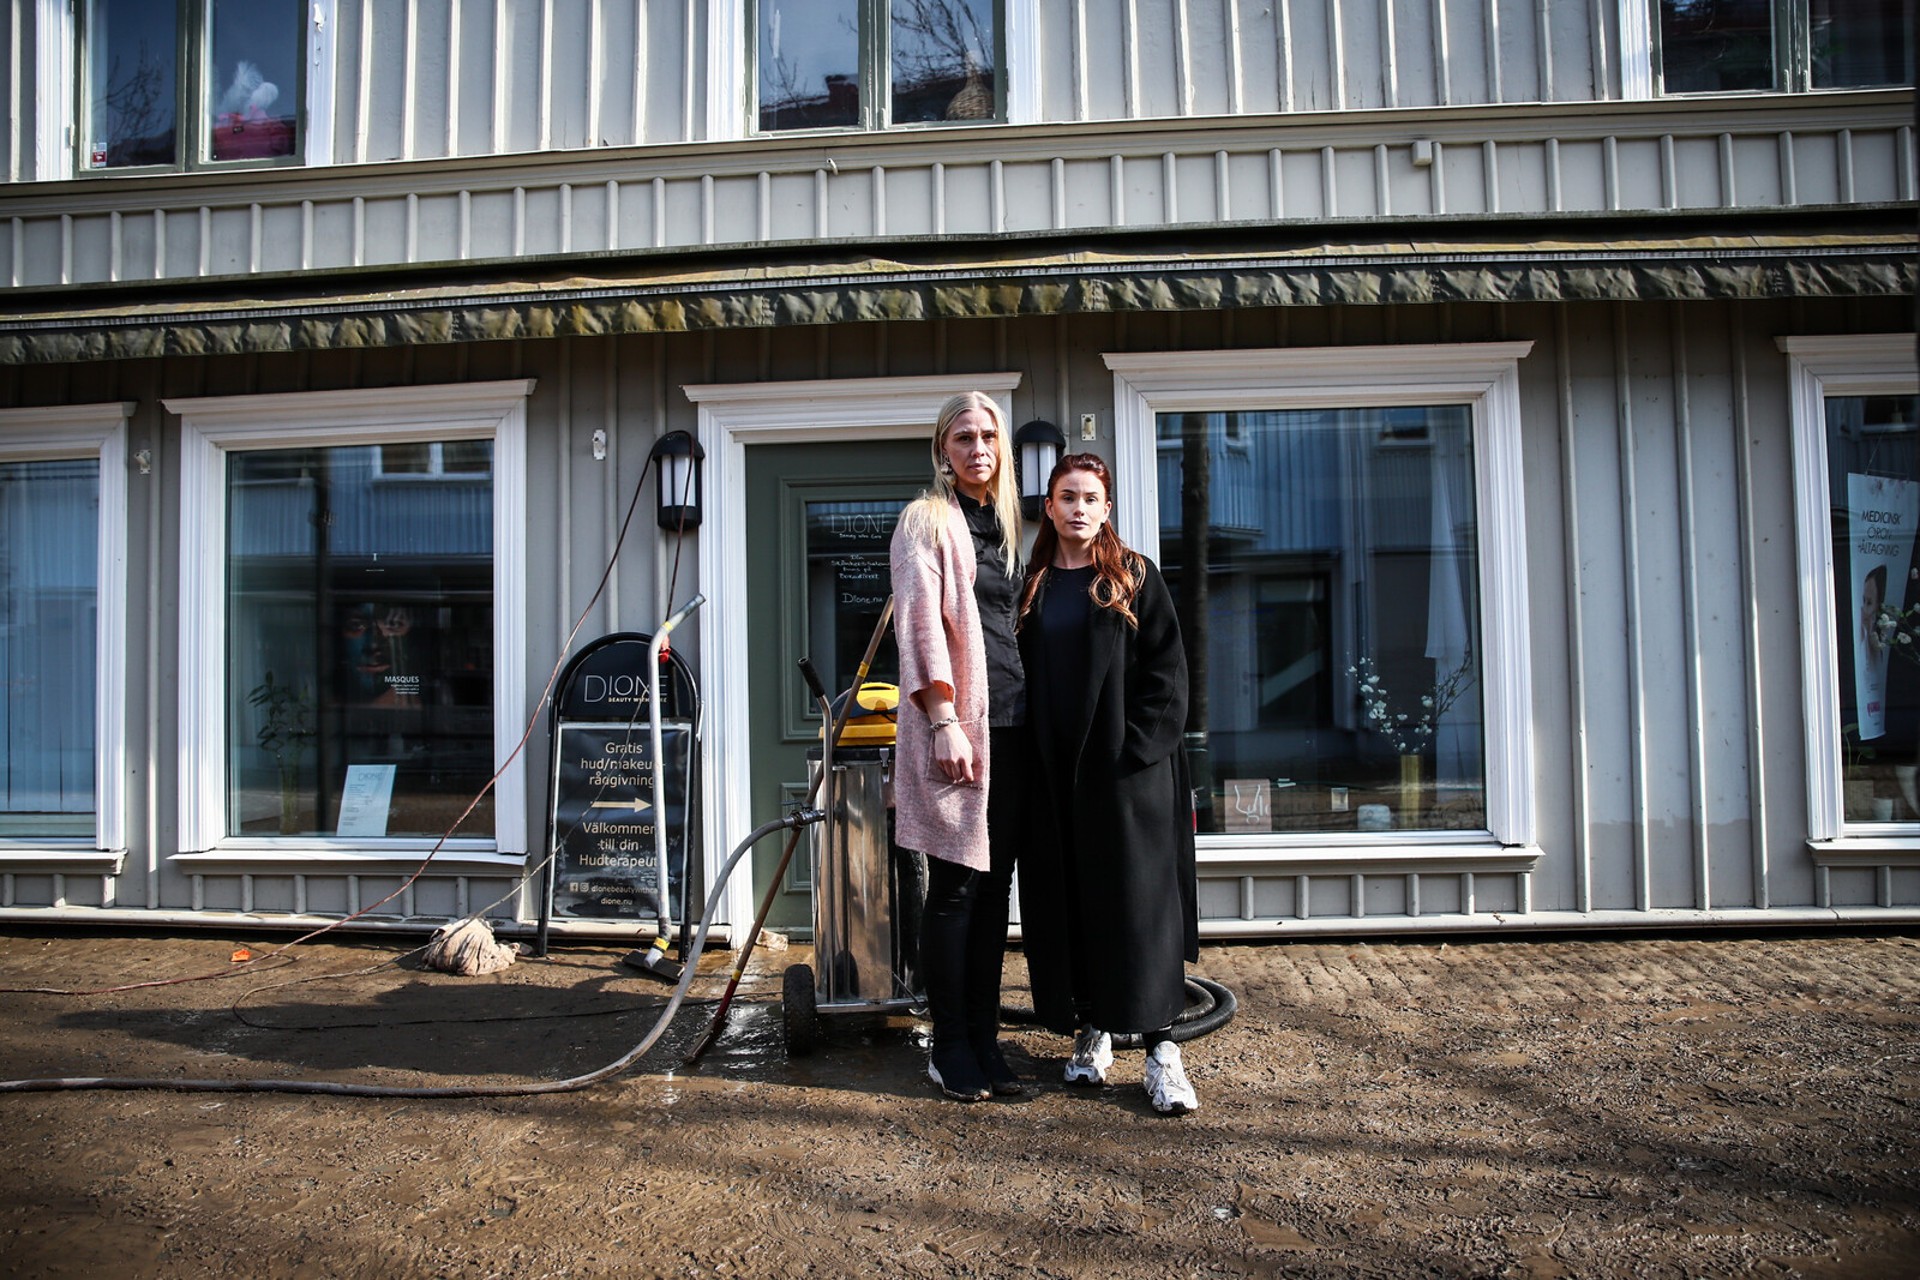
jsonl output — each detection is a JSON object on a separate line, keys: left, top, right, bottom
{"left": 0, "top": 215, "right": 1911, "bottom": 365}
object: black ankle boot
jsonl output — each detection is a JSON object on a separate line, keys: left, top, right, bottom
{"left": 927, "top": 1039, "right": 991, "bottom": 1101}
{"left": 972, "top": 1038, "right": 1025, "bottom": 1095}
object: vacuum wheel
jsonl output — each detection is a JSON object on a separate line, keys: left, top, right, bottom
{"left": 782, "top": 963, "right": 821, "bottom": 1057}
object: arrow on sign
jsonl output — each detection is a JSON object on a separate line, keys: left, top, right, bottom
{"left": 590, "top": 798, "right": 652, "bottom": 814}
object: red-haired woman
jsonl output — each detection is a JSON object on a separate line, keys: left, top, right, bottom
{"left": 1017, "top": 453, "right": 1200, "bottom": 1114}
{"left": 891, "top": 391, "right": 1030, "bottom": 1102}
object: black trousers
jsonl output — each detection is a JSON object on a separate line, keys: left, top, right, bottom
{"left": 920, "top": 726, "right": 1026, "bottom": 1049}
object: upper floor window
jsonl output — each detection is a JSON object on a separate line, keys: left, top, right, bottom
{"left": 1656, "top": 0, "right": 1915, "bottom": 94}
{"left": 82, "top": 0, "right": 304, "bottom": 173}
{"left": 755, "top": 0, "right": 1001, "bottom": 132}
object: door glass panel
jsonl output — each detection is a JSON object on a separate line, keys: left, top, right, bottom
{"left": 891, "top": 0, "right": 998, "bottom": 123}
{"left": 226, "top": 443, "right": 495, "bottom": 838}
{"left": 1157, "top": 408, "right": 1485, "bottom": 835}
{"left": 1828, "top": 393, "right": 1920, "bottom": 824}
{"left": 0, "top": 458, "right": 98, "bottom": 837}
{"left": 759, "top": 0, "right": 861, "bottom": 130}
{"left": 86, "top": 0, "right": 179, "bottom": 168}
{"left": 205, "top": 0, "right": 301, "bottom": 162}
{"left": 806, "top": 498, "right": 905, "bottom": 704}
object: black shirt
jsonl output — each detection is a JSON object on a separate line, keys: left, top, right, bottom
{"left": 1036, "top": 565, "right": 1096, "bottom": 761}
{"left": 959, "top": 492, "right": 1026, "bottom": 726}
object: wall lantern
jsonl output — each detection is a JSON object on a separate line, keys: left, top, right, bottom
{"left": 1015, "top": 419, "right": 1066, "bottom": 520}
{"left": 651, "top": 429, "right": 704, "bottom": 531}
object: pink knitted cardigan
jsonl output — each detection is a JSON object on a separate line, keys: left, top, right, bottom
{"left": 889, "top": 496, "right": 992, "bottom": 871}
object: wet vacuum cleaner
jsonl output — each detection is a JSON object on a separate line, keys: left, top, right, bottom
{"left": 780, "top": 681, "right": 926, "bottom": 1055}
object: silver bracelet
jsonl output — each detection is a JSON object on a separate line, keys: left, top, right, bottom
{"left": 927, "top": 716, "right": 960, "bottom": 731}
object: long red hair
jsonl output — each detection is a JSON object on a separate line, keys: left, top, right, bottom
{"left": 1017, "top": 453, "right": 1143, "bottom": 630}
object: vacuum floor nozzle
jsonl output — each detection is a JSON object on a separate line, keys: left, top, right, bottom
{"left": 620, "top": 937, "right": 682, "bottom": 983}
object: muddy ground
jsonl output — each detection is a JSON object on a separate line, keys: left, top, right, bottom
{"left": 0, "top": 927, "right": 1915, "bottom": 1278}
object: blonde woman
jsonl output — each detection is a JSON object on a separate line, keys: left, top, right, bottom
{"left": 890, "top": 391, "right": 1029, "bottom": 1102}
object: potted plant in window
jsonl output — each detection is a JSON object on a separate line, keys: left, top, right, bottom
{"left": 250, "top": 670, "right": 316, "bottom": 835}
{"left": 1349, "top": 652, "right": 1476, "bottom": 828}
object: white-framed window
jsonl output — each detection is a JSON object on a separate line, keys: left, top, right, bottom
{"left": 40, "top": 0, "right": 334, "bottom": 179}
{"left": 1635, "top": 0, "right": 1914, "bottom": 96}
{"left": 164, "top": 381, "right": 532, "bottom": 867}
{"left": 1108, "top": 344, "right": 1538, "bottom": 867}
{"left": 0, "top": 402, "right": 129, "bottom": 870}
{"left": 1785, "top": 334, "right": 1920, "bottom": 858}
{"left": 708, "top": 0, "right": 1037, "bottom": 139}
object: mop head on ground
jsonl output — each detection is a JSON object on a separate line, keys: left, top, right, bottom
{"left": 423, "top": 918, "right": 519, "bottom": 976}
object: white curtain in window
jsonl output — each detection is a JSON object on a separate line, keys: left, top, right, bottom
{"left": 1426, "top": 431, "right": 1480, "bottom": 788}
{"left": 0, "top": 460, "right": 99, "bottom": 817}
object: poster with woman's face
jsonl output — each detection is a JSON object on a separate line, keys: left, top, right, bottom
{"left": 339, "top": 603, "right": 422, "bottom": 706}
{"left": 1847, "top": 474, "right": 1919, "bottom": 740}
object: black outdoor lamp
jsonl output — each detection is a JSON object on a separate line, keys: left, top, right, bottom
{"left": 1015, "top": 418, "right": 1066, "bottom": 520}
{"left": 650, "top": 429, "right": 704, "bottom": 531}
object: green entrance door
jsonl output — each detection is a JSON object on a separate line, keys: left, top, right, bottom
{"left": 744, "top": 440, "right": 927, "bottom": 935}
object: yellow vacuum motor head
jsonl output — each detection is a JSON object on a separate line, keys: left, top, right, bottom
{"left": 825, "top": 682, "right": 899, "bottom": 745}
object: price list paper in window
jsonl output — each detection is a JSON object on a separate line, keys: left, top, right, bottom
{"left": 335, "top": 765, "right": 397, "bottom": 838}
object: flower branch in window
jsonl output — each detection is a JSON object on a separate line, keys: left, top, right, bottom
{"left": 250, "top": 669, "right": 315, "bottom": 834}
{"left": 1348, "top": 652, "right": 1476, "bottom": 756}
{"left": 1876, "top": 589, "right": 1920, "bottom": 664}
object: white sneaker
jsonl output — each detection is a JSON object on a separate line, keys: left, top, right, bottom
{"left": 1063, "top": 1025, "right": 1113, "bottom": 1085}
{"left": 1145, "top": 1041, "right": 1199, "bottom": 1115}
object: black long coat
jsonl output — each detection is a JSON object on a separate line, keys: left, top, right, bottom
{"left": 1017, "top": 556, "right": 1198, "bottom": 1036}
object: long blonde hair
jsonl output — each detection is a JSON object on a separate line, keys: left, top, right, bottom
{"left": 896, "top": 391, "right": 1022, "bottom": 573}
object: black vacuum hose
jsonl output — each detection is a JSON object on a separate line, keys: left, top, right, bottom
{"left": 1001, "top": 974, "right": 1236, "bottom": 1046}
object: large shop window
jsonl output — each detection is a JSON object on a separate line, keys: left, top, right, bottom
{"left": 752, "top": 0, "right": 1004, "bottom": 131}
{"left": 1108, "top": 345, "right": 1537, "bottom": 859}
{"left": 1786, "top": 335, "right": 1920, "bottom": 851}
{"left": 78, "top": 0, "right": 308, "bottom": 173}
{"left": 167, "top": 383, "right": 531, "bottom": 861}
{"left": 0, "top": 405, "right": 128, "bottom": 862}
{"left": 1652, "top": 0, "right": 1914, "bottom": 93}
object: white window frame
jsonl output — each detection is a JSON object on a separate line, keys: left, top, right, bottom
{"left": 0, "top": 401, "right": 130, "bottom": 872}
{"left": 164, "top": 381, "right": 532, "bottom": 869}
{"left": 1784, "top": 333, "right": 1920, "bottom": 860}
{"left": 706, "top": 0, "right": 1038, "bottom": 141}
{"left": 1106, "top": 343, "right": 1540, "bottom": 873}
{"left": 39, "top": 0, "right": 333, "bottom": 181}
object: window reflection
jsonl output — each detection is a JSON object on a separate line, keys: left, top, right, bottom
{"left": 758, "top": 0, "right": 862, "bottom": 131}
{"left": 891, "top": 0, "right": 998, "bottom": 123}
{"left": 1810, "top": 0, "right": 1916, "bottom": 89}
{"left": 86, "top": 0, "right": 179, "bottom": 168}
{"left": 206, "top": 0, "right": 301, "bottom": 162}
{"left": 1828, "top": 394, "right": 1920, "bottom": 823}
{"left": 1157, "top": 409, "right": 1485, "bottom": 835}
{"left": 226, "top": 443, "right": 495, "bottom": 838}
{"left": 757, "top": 0, "right": 1001, "bottom": 131}
{"left": 0, "top": 460, "right": 98, "bottom": 837}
